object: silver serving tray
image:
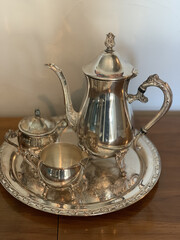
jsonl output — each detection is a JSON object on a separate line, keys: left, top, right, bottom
{"left": 0, "top": 128, "right": 161, "bottom": 216}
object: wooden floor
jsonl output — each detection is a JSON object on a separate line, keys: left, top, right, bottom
{"left": 0, "top": 112, "right": 179, "bottom": 240}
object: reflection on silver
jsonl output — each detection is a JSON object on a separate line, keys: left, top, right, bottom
{"left": 0, "top": 129, "right": 161, "bottom": 216}
{"left": 46, "top": 33, "right": 172, "bottom": 158}
{"left": 0, "top": 33, "right": 172, "bottom": 216}
{"left": 4, "top": 110, "right": 67, "bottom": 150}
{"left": 38, "top": 142, "right": 88, "bottom": 188}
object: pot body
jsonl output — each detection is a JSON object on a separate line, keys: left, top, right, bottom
{"left": 17, "top": 130, "right": 59, "bottom": 150}
{"left": 78, "top": 77, "right": 133, "bottom": 158}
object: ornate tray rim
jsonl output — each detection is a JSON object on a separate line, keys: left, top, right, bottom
{"left": 0, "top": 136, "right": 161, "bottom": 216}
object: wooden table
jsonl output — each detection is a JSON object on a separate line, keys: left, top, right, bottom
{"left": 0, "top": 112, "right": 179, "bottom": 240}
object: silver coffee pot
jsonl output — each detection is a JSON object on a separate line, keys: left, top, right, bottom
{"left": 46, "top": 33, "right": 172, "bottom": 158}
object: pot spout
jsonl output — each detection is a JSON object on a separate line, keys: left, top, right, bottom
{"left": 45, "top": 63, "right": 79, "bottom": 129}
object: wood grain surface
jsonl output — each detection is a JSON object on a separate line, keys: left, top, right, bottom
{"left": 0, "top": 112, "right": 179, "bottom": 240}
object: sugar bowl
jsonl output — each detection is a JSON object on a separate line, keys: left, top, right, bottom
{"left": 5, "top": 109, "right": 67, "bottom": 152}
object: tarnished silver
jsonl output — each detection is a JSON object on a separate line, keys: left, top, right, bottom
{"left": 0, "top": 127, "right": 161, "bottom": 216}
{"left": 4, "top": 109, "right": 67, "bottom": 151}
{"left": 104, "top": 32, "right": 115, "bottom": 52}
{"left": 46, "top": 33, "right": 172, "bottom": 158}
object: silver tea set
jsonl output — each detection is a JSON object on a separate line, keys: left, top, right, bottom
{"left": 4, "top": 33, "right": 172, "bottom": 202}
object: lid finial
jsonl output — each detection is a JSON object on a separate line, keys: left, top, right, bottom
{"left": 35, "top": 109, "right": 41, "bottom": 118}
{"left": 105, "top": 33, "right": 115, "bottom": 52}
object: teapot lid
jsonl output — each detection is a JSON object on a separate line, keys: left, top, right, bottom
{"left": 82, "top": 33, "right": 138, "bottom": 81}
{"left": 18, "top": 109, "right": 56, "bottom": 136}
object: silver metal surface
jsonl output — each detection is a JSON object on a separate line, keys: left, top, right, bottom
{"left": 45, "top": 63, "right": 79, "bottom": 130}
{"left": 46, "top": 64, "right": 134, "bottom": 158}
{"left": 19, "top": 109, "right": 57, "bottom": 136}
{"left": 78, "top": 78, "right": 134, "bottom": 157}
{"left": 0, "top": 128, "right": 161, "bottom": 216}
{"left": 82, "top": 32, "right": 138, "bottom": 81}
{"left": 4, "top": 113, "right": 67, "bottom": 150}
{"left": 46, "top": 33, "right": 172, "bottom": 159}
{"left": 38, "top": 142, "right": 88, "bottom": 188}
{"left": 0, "top": 33, "right": 171, "bottom": 216}
{"left": 128, "top": 74, "right": 173, "bottom": 133}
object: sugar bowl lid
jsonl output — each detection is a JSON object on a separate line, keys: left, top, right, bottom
{"left": 18, "top": 109, "right": 57, "bottom": 136}
{"left": 82, "top": 33, "right": 138, "bottom": 81}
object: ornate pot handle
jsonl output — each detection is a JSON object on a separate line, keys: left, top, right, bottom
{"left": 128, "top": 74, "right": 173, "bottom": 143}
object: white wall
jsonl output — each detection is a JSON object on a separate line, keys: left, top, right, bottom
{"left": 0, "top": 0, "right": 179, "bottom": 117}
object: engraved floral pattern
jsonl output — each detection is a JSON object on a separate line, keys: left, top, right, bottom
{"left": 0, "top": 136, "right": 161, "bottom": 216}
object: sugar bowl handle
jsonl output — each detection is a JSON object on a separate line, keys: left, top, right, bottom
{"left": 4, "top": 129, "right": 38, "bottom": 169}
{"left": 4, "top": 129, "right": 19, "bottom": 148}
{"left": 128, "top": 74, "right": 173, "bottom": 138}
